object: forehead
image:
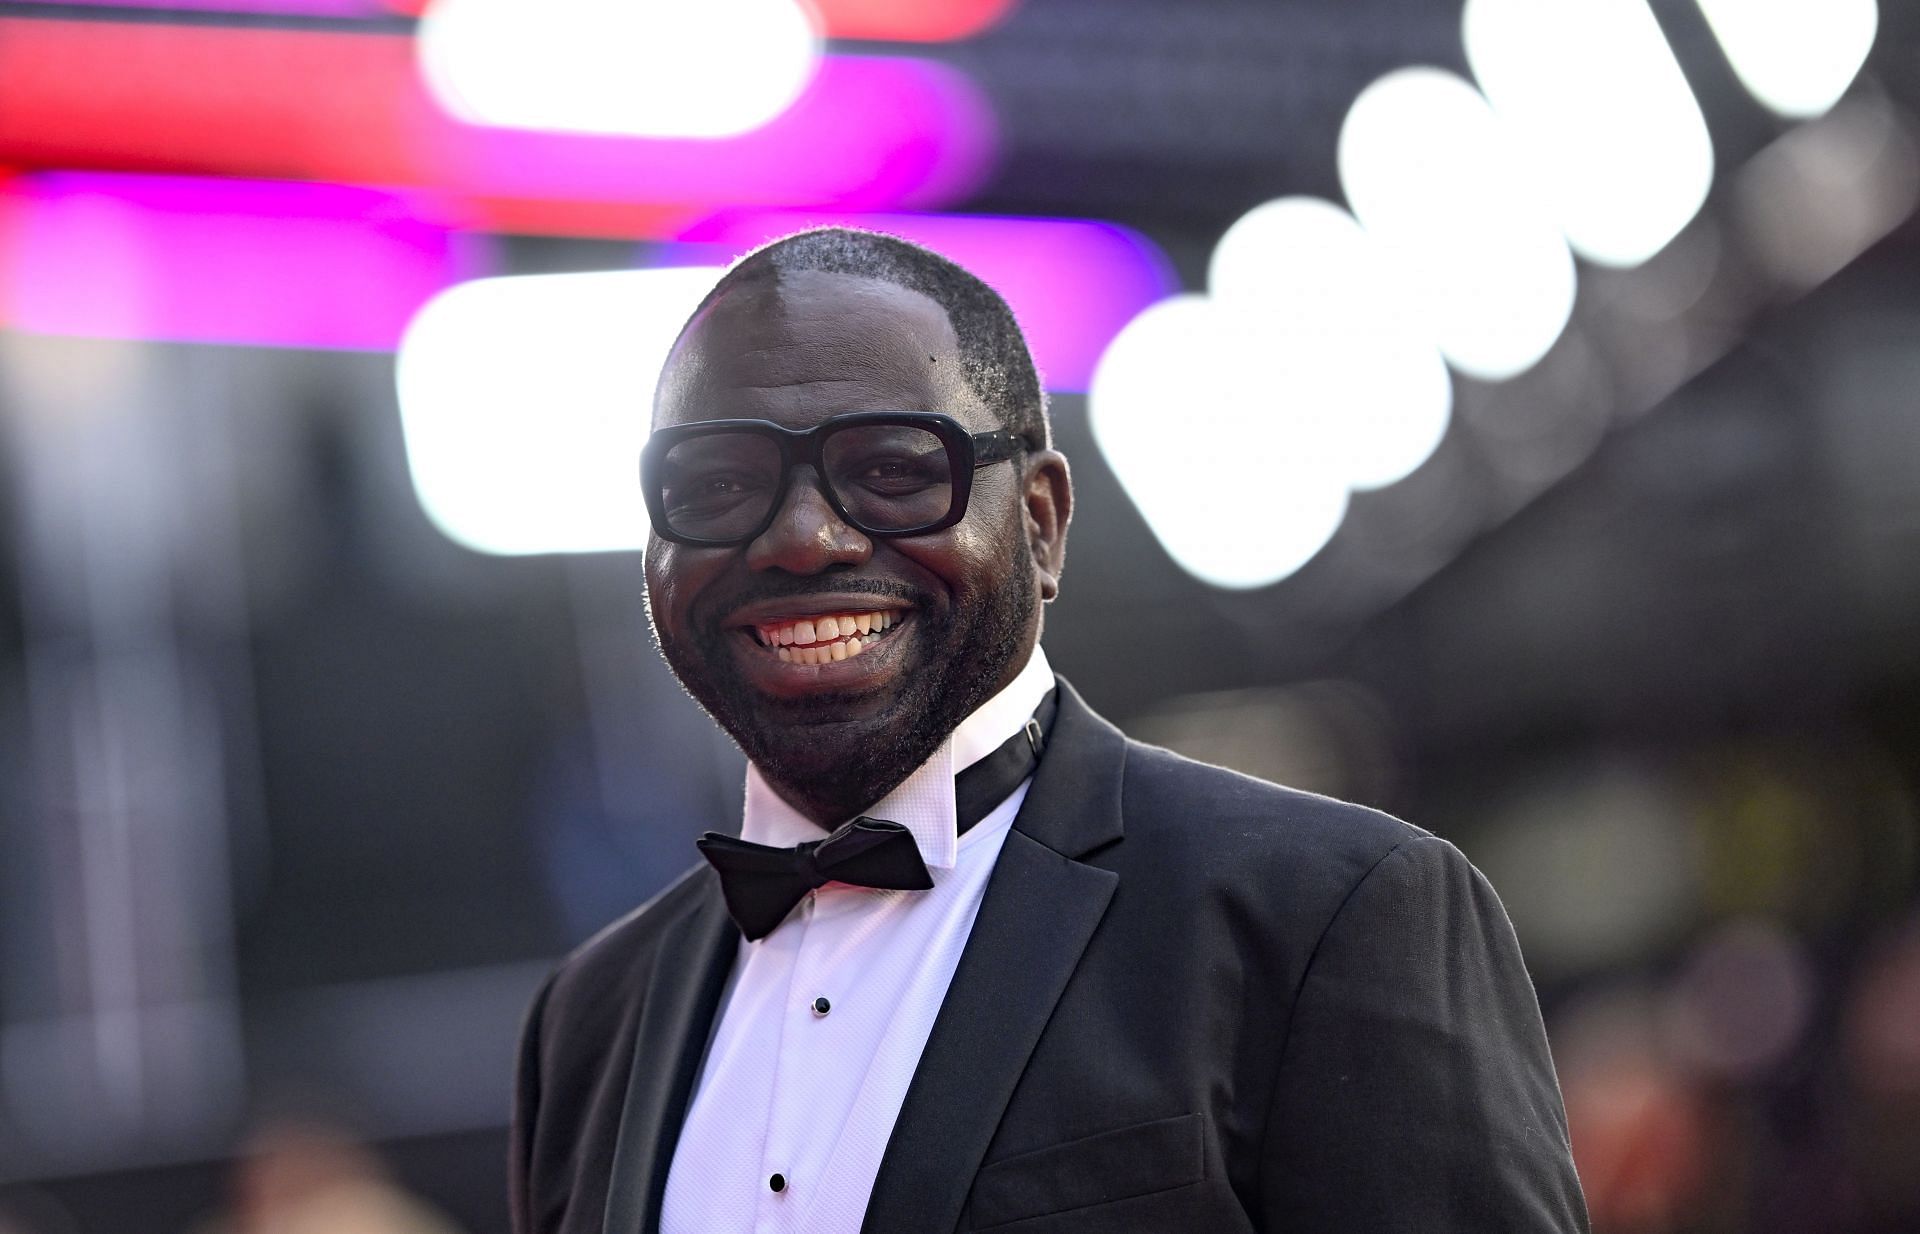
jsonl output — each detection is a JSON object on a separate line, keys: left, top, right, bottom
{"left": 653, "top": 269, "right": 985, "bottom": 430}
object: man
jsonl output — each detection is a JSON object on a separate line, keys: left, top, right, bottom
{"left": 509, "top": 228, "right": 1590, "bottom": 1233}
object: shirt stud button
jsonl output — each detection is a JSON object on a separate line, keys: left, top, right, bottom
{"left": 810, "top": 996, "right": 831, "bottom": 1016}
{"left": 769, "top": 1173, "right": 788, "bottom": 1193}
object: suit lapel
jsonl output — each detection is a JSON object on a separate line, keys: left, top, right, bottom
{"left": 861, "top": 678, "right": 1126, "bottom": 1234}
{"left": 601, "top": 877, "right": 737, "bottom": 1234}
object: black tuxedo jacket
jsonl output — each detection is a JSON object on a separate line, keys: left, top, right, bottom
{"left": 510, "top": 678, "right": 1590, "bottom": 1233}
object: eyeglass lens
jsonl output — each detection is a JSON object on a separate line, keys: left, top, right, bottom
{"left": 657, "top": 424, "right": 956, "bottom": 540}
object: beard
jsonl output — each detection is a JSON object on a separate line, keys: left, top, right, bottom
{"left": 653, "top": 533, "right": 1039, "bottom": 824}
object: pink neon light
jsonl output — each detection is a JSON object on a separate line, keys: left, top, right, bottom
{"left": 424, "top": 57, "right": 997, "bottom": 212}
{"left": 668, "top": 213, "right": 1178, "bottom": 392}
{"left": 1, "top": 174, "right": 486, "bottom": 350}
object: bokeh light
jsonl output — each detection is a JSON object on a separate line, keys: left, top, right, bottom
{"left": 1734, "top": 92, "right": 1920, "bottom": 292}
{"left": 419, "top": 0, "right": 821, "bottom": 139}
{"left": 1207, "top": 197, "right": 1453, "bottom": 489}
{"left": 1336, "top": 68, "right": 1577, "bottom": 379}
{"left": 1090, "top": 194, "right": 1460, "bottom": 591}
{"left": 1472, "top": 761, "right": 1698, "bottom": 977}
{"left": 394, "top": 266, "right": 719, "bottom": 555}
{"left": 1695, "top": 0, "right": 1879, "bottom": 120}
{"left": 1847, "top": 918, "right": 1920, "bottom": 1098}
{"left": 1552, "top": 989, "right": 1717, "bottom": 1232}
{"left": 1089, "top": 294, "right": 1351, "bottom": 590}
{"left": 1661, "top": 917, "right": 1815, "bottom": 1081}
{"left": 1465, "top": 0, "right": 1715, "bottom": 267}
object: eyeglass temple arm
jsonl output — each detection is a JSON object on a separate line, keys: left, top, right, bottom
{"left": 970, "top": 428, "right": 1026, "bottom": 467}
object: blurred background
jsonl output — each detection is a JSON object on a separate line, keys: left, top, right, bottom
{"left": 0, "top": 0, "right": 1916, "bottom": 1230}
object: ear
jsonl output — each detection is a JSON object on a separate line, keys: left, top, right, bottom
{"left": 1022, "top": 449, "right": 1072, "bottom": 602}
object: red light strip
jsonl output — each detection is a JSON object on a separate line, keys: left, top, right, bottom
{"left": 0, "top": 21, "right": 422, "bottom": 183}
{"left": 0, "top": 19, "right": 995, "bottom": 229}
{"left": 811, "top": 0, "right": 1018, "bottom": 41}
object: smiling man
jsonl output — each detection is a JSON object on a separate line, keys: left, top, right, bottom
{"left": 509, "top": 229, "right": 1590, "bottom": 1234}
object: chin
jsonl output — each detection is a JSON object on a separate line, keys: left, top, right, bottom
{"left": 724, "top": 669, "right": 947, "bottom": 801}
{"left": 661, "top": 563, "right": 1038, "bottom": 811}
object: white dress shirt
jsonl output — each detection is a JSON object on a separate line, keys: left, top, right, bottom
{"left": 659, "top": 645, "right": 1057, "bottom": 1234}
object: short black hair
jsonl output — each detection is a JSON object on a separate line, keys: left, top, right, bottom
{"left": 684, "top": 227, "right": 1050, "bottom": 449}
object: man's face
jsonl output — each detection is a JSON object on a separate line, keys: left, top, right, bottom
{"left": 644, "top": 270, "right": 1067, "bottom": 823}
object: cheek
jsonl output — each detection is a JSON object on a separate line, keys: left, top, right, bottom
{"left": 891, "top": 521, "right": 1015, "bottom": 598}
{"left": 646, "top": 542, "right": 745, "bottom": 639}
{"left": 643, "top": 547, "right": 700, "bottom": 635}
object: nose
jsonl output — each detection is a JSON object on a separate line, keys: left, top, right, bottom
{"left": 744, "top": 465, "right": 873, "bottom": 574}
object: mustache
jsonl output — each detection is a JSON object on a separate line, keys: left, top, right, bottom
{"left": 692, "top": 575, "right": 931, "bottom": 627}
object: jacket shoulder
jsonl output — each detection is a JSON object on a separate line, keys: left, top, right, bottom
{"left": 1121, "top": 737, "right": 1425, "bottom": 853}
{"left": 1114, "top": 737, "right": 1437, "bottom": 913}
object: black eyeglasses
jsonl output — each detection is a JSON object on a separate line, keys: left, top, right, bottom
{"left": 641, "top": 411, "right": 1025, "bottom": 547}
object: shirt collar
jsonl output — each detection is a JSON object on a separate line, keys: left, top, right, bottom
{"left": 740, "top": 644, "right": 1055, "bottom": 870}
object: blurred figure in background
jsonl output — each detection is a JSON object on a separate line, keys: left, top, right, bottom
{"left": 0, "top": 1188, "right": 79, "bottom": 1234}
{"left": 198, "top": 1124, "right": 466, "bottom": 1234}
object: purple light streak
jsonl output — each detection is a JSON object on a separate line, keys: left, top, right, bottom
{"left": 2, "top": 174, "right": 487, "bottom": 351}
{"left": 667, "top": 211, "right": 1178, "bottom": 391}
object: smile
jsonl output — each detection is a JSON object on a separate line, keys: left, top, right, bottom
{"left": 747, "top": 609, "right": 906, "bottom": 666}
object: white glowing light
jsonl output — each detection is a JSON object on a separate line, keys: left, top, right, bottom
{"left": 1465, "top": 0, "right": 1714, "bottom": 267}
{"left": 1337, "top": 69, "right": 1577, "bottom": 380}
{"left": 418, "top": 0, "right": 820, "bottom": 139}
{"left": 1089, "top": 295, "right": 1351, "bottom": 590}
{"left": 1209, "top": 197, "right": 1453, "bottom": 490}
{"left": 1695, "top": 0, "right": 1878, "bottom": 119}
{"left": 394, "top": 266, "right": 722, "bottom": 556}
{"left": 1091, "top": 195, "right": 1465, "bottom": 589}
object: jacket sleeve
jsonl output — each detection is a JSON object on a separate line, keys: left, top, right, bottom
{"left": 508, "top": 971, "right": 558, "bottom": 1234}
{"left": 1260, "top": 835, "right": 1591, "bottom": 1232}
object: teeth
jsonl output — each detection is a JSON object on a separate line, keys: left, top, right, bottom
{"left": 754, "top": 610, "right": 902, "bottom": 658}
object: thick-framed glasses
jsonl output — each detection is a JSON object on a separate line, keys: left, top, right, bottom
{"left": 641, "top": 411, "right": 1025, "bottom": 547}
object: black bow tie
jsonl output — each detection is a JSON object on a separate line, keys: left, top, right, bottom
{"left": 698, "top": 692, "right": 1055, "bottom": 941}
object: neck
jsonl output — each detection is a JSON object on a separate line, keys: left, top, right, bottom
{"left": 767, "top": 778, "right": 883, "bottom": 831}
